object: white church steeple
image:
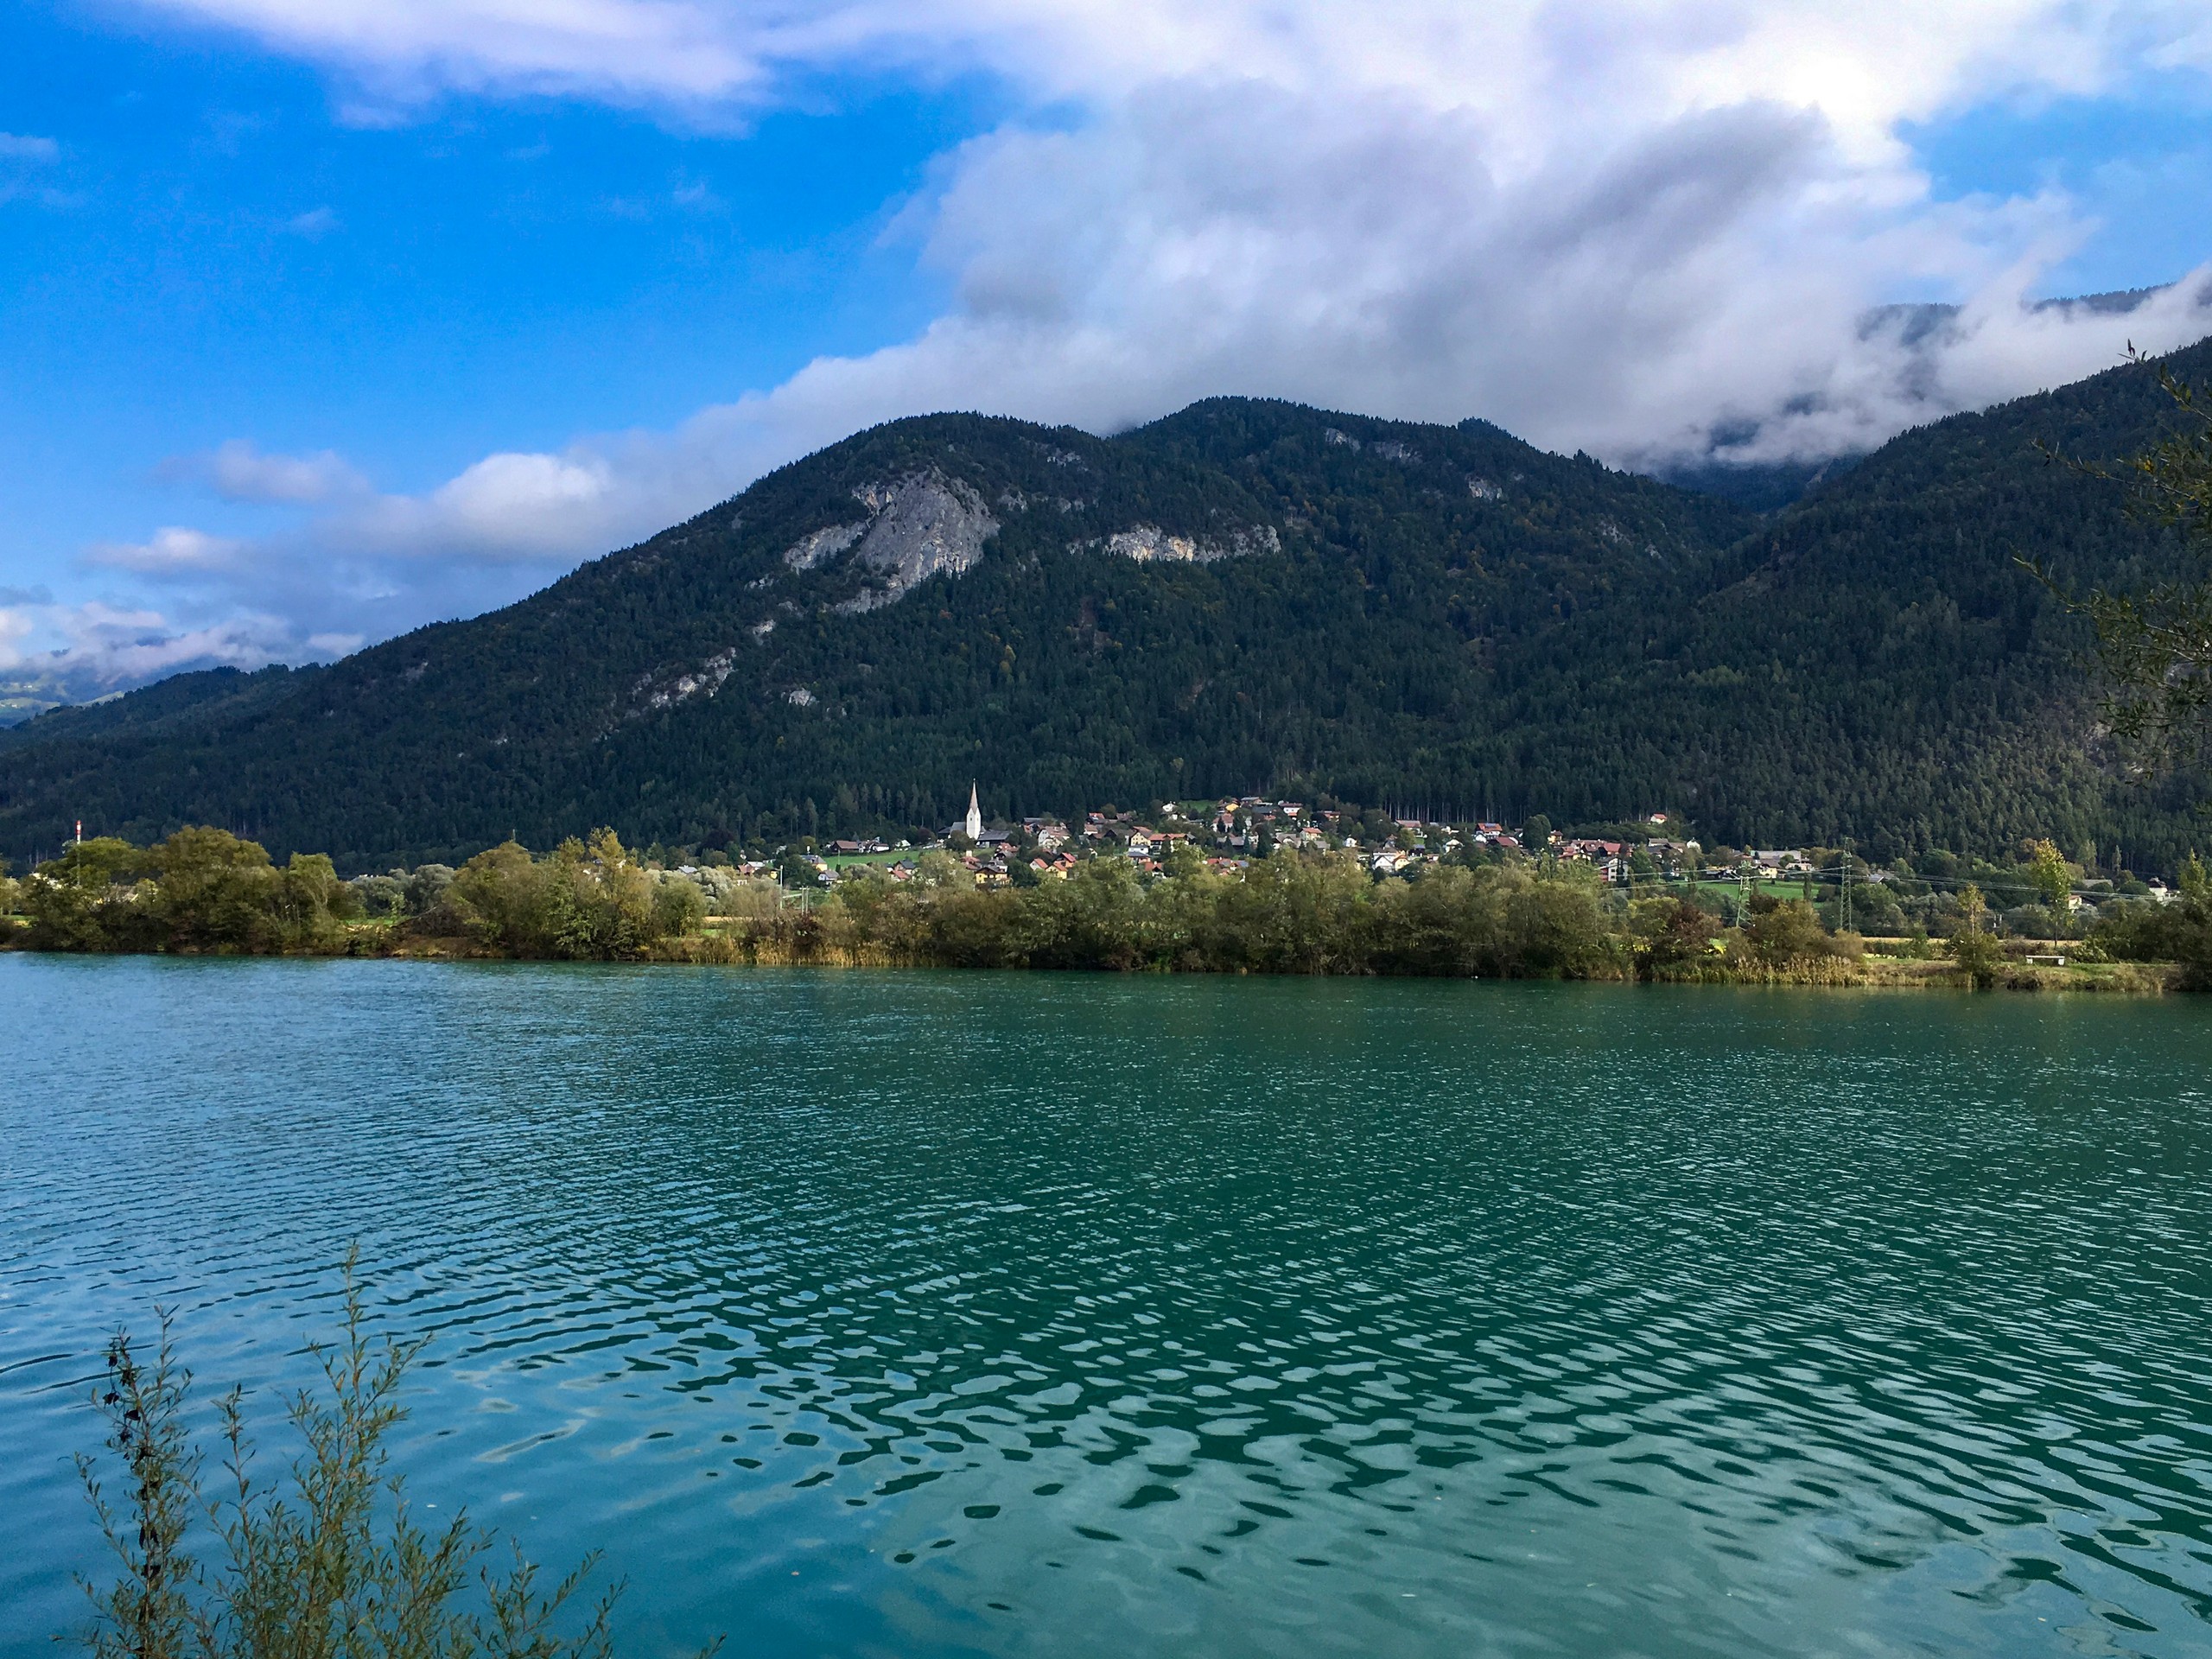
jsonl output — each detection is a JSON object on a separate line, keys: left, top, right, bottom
{"left": 964, "top": 782, "right": 983, "bottom": 842}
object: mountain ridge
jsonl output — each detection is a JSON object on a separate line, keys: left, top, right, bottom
{"left": 3, "top": 346, "right": 2207, "bottom": 872}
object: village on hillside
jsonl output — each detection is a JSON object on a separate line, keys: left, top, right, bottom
{"left": 674, "top": 791, "right": 2177, "bottom": 944}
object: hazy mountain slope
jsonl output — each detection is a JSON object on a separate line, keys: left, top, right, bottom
{"left": 1649, "top": 455, "right": 1859, "bottom": 514}
{"left": 2, "top": 346, "right": 2207, "bottom": 872}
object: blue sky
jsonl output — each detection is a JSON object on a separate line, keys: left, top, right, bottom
{"left": 3, "top": 1, "right": 2211, "bottom": 713}
{"left": 1910, "top": 70, "right": 2212, "bottom": 297}
{"left": 2, "top": 2, "right": 993, "bottom": 597}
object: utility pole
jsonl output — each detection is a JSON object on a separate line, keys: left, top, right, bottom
{"left": 1840, "top": 836, "right": 1853, "bottom": 934}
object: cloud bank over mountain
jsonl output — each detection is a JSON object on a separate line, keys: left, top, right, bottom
{"left": 10, "top": 0, "right": 2212, "bottom": 713}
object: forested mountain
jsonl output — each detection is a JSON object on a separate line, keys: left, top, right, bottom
{"left": 3, "top": 341, "right": 2208, "bottom": 873}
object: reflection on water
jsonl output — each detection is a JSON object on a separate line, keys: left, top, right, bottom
{"left": 3, "top": 958, "right": 2210, "bottom": 1656}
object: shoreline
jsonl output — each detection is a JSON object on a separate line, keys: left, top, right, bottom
{"left": 16, "top": 830, "right": 2200, "bottom": 995}
{"left": 3, "top": 922, "right": 2183, "bottom": 992}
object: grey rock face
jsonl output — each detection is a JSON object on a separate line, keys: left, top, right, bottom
{"left": 783, "top": 523, "right": 866, "bottom": 570}
{"left": 1105, "top": 525, "right": 1203, "bottom": 563}
{"left": 1323, "top": 428, "right": 1416, "bottom": 463}
{"left": 850, "top": 473, "right": 1000, "bottom": 593}
{"left": 778, "top": 471, "right": 1000, "bottom": 607}
{"left": 1091, "top": 524, "right": 1281, "bottom": 563}
{"left": 630, "top": 647, "right": 738, "bottom": 716}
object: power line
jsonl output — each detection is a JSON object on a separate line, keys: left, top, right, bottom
{"left": 1615, "top": 862, "right": 2140, "bottom": 906}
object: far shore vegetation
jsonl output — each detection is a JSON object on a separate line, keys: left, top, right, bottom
{"left": 3, "top": 817, "right": 2205, "bottom": 992}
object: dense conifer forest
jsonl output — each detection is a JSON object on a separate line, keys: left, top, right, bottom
{"left": 3, "top": 340, "right": 2209, "bottom": 874}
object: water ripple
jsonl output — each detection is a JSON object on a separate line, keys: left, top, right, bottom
{"left": 3, "top": 958, "right": 2211, "bottom": 1657}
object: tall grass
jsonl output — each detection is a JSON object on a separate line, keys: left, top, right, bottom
{"left": 72, "top": 1257, "right": 709, "bottom": 1659}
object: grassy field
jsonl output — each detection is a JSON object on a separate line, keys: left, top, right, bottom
{"left": 822, "top": 850, "right": 912, "bottom": 870}
{"left": 1683, "top": 876, "right": 1824, "bottom": 902}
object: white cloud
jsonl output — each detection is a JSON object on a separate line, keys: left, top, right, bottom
{"left": 0, "top": 598, "right": 307, "bottom": 721}
{"left": 54, "top": 605, "right": 290, "bottom": 682}
{"left": 40, "top": 0, "right": 2212, "bottom": 692}
{"left": 2150, "top": 10, "right": 2212, "bottom": 74}
{"left": 187, "top": 439, "right": 370, "bottom": 504}
{"left": 106, "top": 2, "right": 2161, "bottom": 137}
{"left": 51, "top": 443, "right": 659, "bottom": 666}
{"left": 0, "top": 130, "right": 64, "bottom": 207}
{"left": 422, "top": 450, "right": 615, "bottom": 547}
{"left": 88, "top": 525, "right": 251, "bottom": 574}
{"left": 107, "top": 3, "right": 2212, "bottom": 467}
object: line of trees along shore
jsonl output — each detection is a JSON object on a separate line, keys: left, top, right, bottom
{"left": 5, "top": 826, "right": 2205, "bottom": 988}
{"left": 0, "top": 828, "right": 708, "bottom": 959}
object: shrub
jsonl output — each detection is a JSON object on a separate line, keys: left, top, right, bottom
{"left": 681, "top": 866, "right": 778, "bottom": 918}
{"left": 1495, "top": 865, "right": 1622, "bottom": 977}
{"left": 1999, "top": 902, "right": 2073, "bottom": 941}
{"left": 21, "top": 831, "right": 353, "bottom": 954}
{"left": 649, "top": 873, "right": 709, "bottom": 938}
{"left": 70, "top": 1258, "right": 702, "bottom": 1659}
{"left": 153, "top": 828, "right": 282, "bottom": 951}
{"left": 433, "top": 831, "right": 706, "bottom": 959}
{"left": 1944, "top": 884, "right": 2004, "bottom": 988}
{"left": 21, "top": 838, "right": 152, "bottom": 950}
{"left": 346, "top": 874, "right": 408, "bottom": 919}
{"left": 783, "top": 849, "right": 1629, "bottom": 979}
{"left": 403, "top": 865, "right": 456, "bottom": 918}
{"left": 2091, "top": 893, "right": 2212, "bottom": 988}
{"left": 1630, "top": 896, "right": 1722, "bottom": 978}
{"left": 1736, "top": 895, "right": 1833, "bottom": 968}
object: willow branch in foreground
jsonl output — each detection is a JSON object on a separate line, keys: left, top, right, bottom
{"left": 73, "top": 1249, "right": 720, "bottom": 1659}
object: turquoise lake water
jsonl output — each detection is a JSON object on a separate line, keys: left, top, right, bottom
{"left": 3, "top": 957, "right": 2209, "bottom": 1657}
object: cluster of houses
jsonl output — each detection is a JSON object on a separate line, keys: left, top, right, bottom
{"left": 662, "top": 799, "right": 2185, "bottom": 930}
{"left": 735, "top": 799, "right": 1719, "bottom": 888}
{"left": 707, "top": 801, "right": 2191, "bottom": 925}
{"left": 715, "top": 798, "right": 1738, "bottom": 891}
{"left": 1549, "top": 825, "right": 1704, "bottom": 881}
